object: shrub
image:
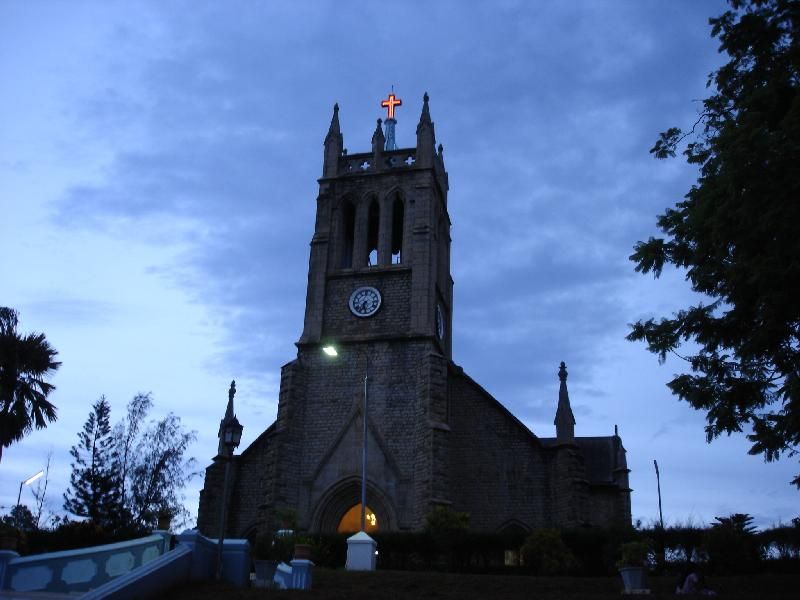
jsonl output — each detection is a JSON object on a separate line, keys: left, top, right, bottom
{"left": 704, "top": 515, "right": 762, "bottom": 574}
{"left": 521, "top": 529, "right": 576, "bottom": 575}
{"left": 616, "top": 539, "right": 654, "bottom": 569}
{"left": 425, "top": 506, "right": 469, "bottom": 534}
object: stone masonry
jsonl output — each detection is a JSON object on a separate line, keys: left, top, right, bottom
{"left": 197, "top": 94, "right": 632, "bottom": 540}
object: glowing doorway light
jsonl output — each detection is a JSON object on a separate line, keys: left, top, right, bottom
{"left": 337, "top": 504, "right": 378, "bottom": 533}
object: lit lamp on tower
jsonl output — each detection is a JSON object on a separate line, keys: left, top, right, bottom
{"left": 216, "top": 380, "right": 243, "bottom": 581}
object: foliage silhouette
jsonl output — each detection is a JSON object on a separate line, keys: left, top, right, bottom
{"left": 629, "top": 0, "right": 800, "bottom": 487}
{"left": 0, "top": 307, "right": 60, "bottom": 462}
{"left": 63, "top": 397, "right": 123, "bottom": 528}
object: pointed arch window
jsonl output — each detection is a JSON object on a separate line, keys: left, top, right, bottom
{"left": 366, "top": 199, "right": 380, "bottom": 266}
{"left": 391, "top": 195, "right": 404, "bottom": 264}
{"left": 341, "top": 200, "right": 355, "bottom": 268}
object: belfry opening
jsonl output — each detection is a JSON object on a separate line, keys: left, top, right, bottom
{"left": 336, "top": 504, "right": 379, "bottom": 534}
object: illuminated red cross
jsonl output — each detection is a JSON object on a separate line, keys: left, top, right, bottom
{"left": 380, "top": 93, "right": 402, "bottom": 120}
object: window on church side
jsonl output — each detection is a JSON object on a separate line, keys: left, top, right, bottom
{"left": 337, "top": 504, "right": 379, "bottom": 533}
{"left": 366, "top": 199, "right": 379, "bottom": 266}
{"left": 341, "top": 201, "right": 355, "bottom": 268}
{"left": 391, "top": 195, "right": 404, "bottom": 264}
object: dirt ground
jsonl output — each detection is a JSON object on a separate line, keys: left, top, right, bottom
{"left": 161, "top": 569, "right": 798, "bottom": 600}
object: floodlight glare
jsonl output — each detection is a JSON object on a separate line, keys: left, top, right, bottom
{"left": 322, "top": 345, "right": 338, "bottom": 357}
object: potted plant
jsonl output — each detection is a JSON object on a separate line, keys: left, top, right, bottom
{"left": 293, "top": 535, "right": 314, "bottom": 561}
{"left": 616, "top": 539, "right": 652, "bottom": 593}
{"left": 156, "top": 507, "right": 174, "bottom": 531}
{"left": 252, "top": 533, "right": 281, "bottom": 588}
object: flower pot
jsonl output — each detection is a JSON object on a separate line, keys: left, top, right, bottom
{"left": 294, "top": 543, "right": 312, "bottom": 560}
{"left": 619, "top": 566, "right": 649, "bottom": 592}
{"left": 253, "top": 559, "right": 279, "bottom": 588}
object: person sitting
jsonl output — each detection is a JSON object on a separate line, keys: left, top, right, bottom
{"left": 676, "top": 562, "right": 716, "bottom": 596}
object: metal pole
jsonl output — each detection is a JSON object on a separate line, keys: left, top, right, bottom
{"left": 360, "top": 371, "right": 368, "bottom": 532}
{"left": 216, "top": 452, "right": 232, "bottom": 581}
{"left": 16, "top": 481, "right": 23, "bottom": 527}
{"left": 654, "top": 460, "right": 664, "bottom": 530}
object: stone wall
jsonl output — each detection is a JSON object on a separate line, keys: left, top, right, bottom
{"left": 229, "top": 428, "right": 275, "bottom": 538}
{"left": 322, "top": 269, "right": 412, "bottom": 341}
{"left": 446, "top": 365, "right": 553, "bottom": 531}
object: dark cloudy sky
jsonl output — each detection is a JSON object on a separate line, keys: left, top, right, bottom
{"left": 2, "top": 1, "right": 796, "bottom": 529}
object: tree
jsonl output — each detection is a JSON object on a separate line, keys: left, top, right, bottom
{"left": 0, "top": 307, "right": 61, "bottom": 462}
{"left": 1, "top": 505, "right": 36, "bottom": 531}
{"left": 126, "top": 411, "right": 197, "bottom": 529}
{"left": 63, "top": 397, "right": 122, "bottom": 528}
{"left": 110, "top": 394, "right": 197, "bottom": 529}
{"left": 705, "top": 513, "right": 762, "bottom": 572}
{"left": 628, "top": 0, "right": 800, "bottom": 486}
{"left": 30, "top": 449, "right": 53, "bottom": 529}
{"left": 112, "top": 393, "right": 153, "bottom": 512}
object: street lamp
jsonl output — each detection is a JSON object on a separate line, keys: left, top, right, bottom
{"left": 322, "top": 344, "right": 369, "bottom": 533}
{"left": 16, "top": 470, "right": 44, "bottom": 527}
{"left": 216, "top": 380, "right": 243, "bottom": 582}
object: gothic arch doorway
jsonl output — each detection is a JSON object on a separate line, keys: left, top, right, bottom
{"left": 311, "top": 477, "right": 396, "bottom": 533}
{"left": 337, "top": 503, "right": 379, "bottom": 534}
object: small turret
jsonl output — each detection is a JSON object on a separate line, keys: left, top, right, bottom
{"left": 218, "top": 380, "right": 243, "bottom": 457}
{"left": 554, "top": 362, "right": 576, "bottom": 442}
{"left": 323, "top": 103, "right": 343, "bottom": 178}
{"left": 372, "top": 118, "right": 385, "bottom": 168}
{"left": 415, "top": 92, "right": 436, "bottom": 167}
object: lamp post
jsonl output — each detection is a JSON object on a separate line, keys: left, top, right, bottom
{"left": 322, "top": 344, "right": 369, "bottom": 532}
{"left": 323, "top": 343, "right": 379, "bottom": 571}
{"left": 16, "top": 470, "right": 44, "bottom": 527}
{"left": 654, "top": 460, "right": 664, "bottom": 530}
{"left": 216, "top": 381, "right": 243, "bottom": 582}
{"left": 654, "top": 459, "right": 665, "bottom": 571}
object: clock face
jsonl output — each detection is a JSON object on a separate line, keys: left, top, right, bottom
{"left": 435, "top": 304, "right": 445, "bottom": 340}
{"left": 349, "top": 286, "right": 382, "bottom": 318}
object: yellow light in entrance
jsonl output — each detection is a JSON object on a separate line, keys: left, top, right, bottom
{"left": 337, "top": 504, "right": 379, "bottom": 533}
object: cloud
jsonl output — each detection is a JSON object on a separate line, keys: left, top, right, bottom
{"left": 39, "top": 1, "right": 782, "bottom": 526}
{"left": 47, "top": 2, "right": 725, "bottom": 420}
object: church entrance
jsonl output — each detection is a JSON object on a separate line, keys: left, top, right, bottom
{"left": 337, "top": 503, "right": 379, "bottom": 534}
{"left": 311, "top": 478, "right": 396, "bottom": 533}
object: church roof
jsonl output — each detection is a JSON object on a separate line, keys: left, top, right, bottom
{"left": 576, "top": 436, "right": 627, "bottom": 485}
{"left": 539, "top": 434, "right": 628, "bottom": 485}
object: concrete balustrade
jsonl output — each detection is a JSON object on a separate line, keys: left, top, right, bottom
{"left": 0, "top": 532, "right": 170, "bottom": 595}
{"left": 0, "top": 530, "right": 251, "bottom": 598}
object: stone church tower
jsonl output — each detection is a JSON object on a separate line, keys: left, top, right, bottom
{"left": 197, "top": 94, "right": 631, "bottom": 538}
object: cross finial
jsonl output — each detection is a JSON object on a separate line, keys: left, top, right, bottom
{"left": 381, "top": 92, "right": 402, "bottom": 120}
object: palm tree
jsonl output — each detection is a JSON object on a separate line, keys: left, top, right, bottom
{"left": 0, "top": 307, "right": 61, "bottom": 463}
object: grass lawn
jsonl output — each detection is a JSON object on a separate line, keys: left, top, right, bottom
{"left": 162, "top": 569, "right": 798, "bottom": 599}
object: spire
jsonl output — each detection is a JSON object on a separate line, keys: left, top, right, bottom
{"left": 554, "top": 361, "right": 576, "bottom": 441}
{"left": 417, "top": 92, "right": 431, "bottom": 128}
{"left": 323, "top": 103, "right": 343, "bottom": 178}
{"left": 416, "top": 92, "right": 436, "bottom": 167}
{"left": 372, "top": 118, "right": 385, "bottom": 152}
{"left": 326, "top": 103, "right": 341, "bottom": 141}
{"left": 225, "top": 380, "right": 236, "bottom": 420}
{"left": 218, "top": 379, "right": 243, "bottom": 457}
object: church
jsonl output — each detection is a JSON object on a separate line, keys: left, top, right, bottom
{"left": 197, "top": 93, "right": 631, "bottom": 538}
